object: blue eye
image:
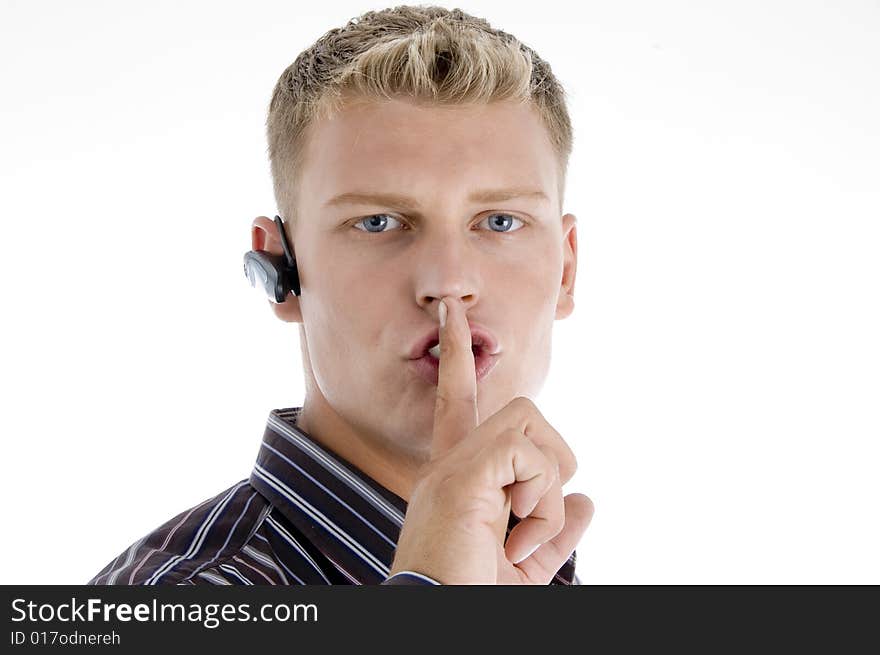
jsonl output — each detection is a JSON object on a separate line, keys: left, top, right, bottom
{"left": 354, "top": 213, "right": 525, "bottom": 234}
{"left": 354, "top": 214, "right": 405, "bottom": 233}
{"left": 480, "top": 214, "right": 525, "bottom": 232}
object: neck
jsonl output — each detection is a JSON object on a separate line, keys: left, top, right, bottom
{"left": 294, "top": 391, "right": 427, "bottom": 504}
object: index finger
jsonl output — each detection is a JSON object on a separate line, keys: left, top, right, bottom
{"left": 430, "top": 296, "right": 478, "bottom": 461}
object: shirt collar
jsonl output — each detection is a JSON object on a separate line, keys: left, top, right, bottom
{"left": 249, "top": 406, "right": 578, "bottom": 584}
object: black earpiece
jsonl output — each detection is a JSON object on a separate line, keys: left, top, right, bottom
{"left": 243, "top": 215, "right": 301, "bottom": 302}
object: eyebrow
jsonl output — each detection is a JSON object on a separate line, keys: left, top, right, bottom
{"left": 323, "top": 187, "right": 550, "bottom": 210}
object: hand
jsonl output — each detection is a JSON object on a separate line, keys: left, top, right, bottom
{"left": 389, "top": 296, "right": 594, "bottom": 584}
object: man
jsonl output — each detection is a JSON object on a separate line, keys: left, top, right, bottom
{"left": 88, "top": 4, "right": 594, "bottom": 586}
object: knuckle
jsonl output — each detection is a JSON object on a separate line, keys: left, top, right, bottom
{"left": 547, "top": 429, "right": 577, "bottom": 482}
{"left": 541, "top": 445, "right": 560, "bottom": 474}
{"left": 560, "top": 446, "right": 577, "bottom": 482}
{"left": 435, "top": 389, "right": 472, "bottom": 406}
{"left": 512, "top": 395, "right": 536, "bottom": 414}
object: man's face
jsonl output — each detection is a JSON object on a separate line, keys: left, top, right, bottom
{"left": 288, "top": 96, "right": 577, "bottom": 457}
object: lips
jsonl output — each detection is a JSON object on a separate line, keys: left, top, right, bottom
{"left": 406, "top": 322, "right": 501, "bottom": 386}
{"left": 407, "top": 324, "right": 500, "bottom": 360}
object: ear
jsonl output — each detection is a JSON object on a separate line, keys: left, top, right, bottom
{"left": 555, "top": 213, "right": 577, "bottom": 320}
{"left": 251, "top": 215, "right": 303, "bottom": 323}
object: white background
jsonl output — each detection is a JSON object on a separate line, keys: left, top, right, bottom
{"left": 1, "top": 0, "right": 878, "bottom": 584}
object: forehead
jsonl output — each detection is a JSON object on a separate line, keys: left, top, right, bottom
{"left": 299, "top": 97, "right": 558, "bottom": 205}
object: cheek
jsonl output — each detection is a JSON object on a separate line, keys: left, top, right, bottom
{"left": 307, "top": 281, "right": 392, "bottom": 372}
{"left": 516, "top": 249, "right": 561, "bottom": 310}
{"left": 307, "top": 251, "right": 372, "bottom": 323}
{"left": 505, "top": 247, "right": 558, "bottom": 362}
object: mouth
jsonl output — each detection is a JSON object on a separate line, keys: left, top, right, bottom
{"left": 407, "top": 325, "right": 499, "bottom": 361}
{"left": 421, "top": 337, "right": 489, "bottom": 360}
{"left": 408, "top": 342, "right": 499, "bottom": 386}
{"left": 406, "top": 323, "right": 500, "bottom": 386}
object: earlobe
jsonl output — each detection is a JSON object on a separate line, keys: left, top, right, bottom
{"left": 555, "top": 292, "right": 574, "bottom": 320}
{"left": 270, "top": 295, "right": 303, "bottom": 323}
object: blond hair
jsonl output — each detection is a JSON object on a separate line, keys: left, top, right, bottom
{"left": 266, "top": 4, "right": 573, "bottom": 233}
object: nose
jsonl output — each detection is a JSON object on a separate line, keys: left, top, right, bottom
{"left": 423, "top": 293, "right": 477, "bottom": 321}
{"left": 414, "top": 224, "right": 482, "bottom": 317}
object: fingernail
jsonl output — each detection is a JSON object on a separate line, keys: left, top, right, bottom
{"left": 438, "top": 300, "right": 447, "bottom": 328}
{"left": 514, "top": 543, "right": 540, "bottom": 565}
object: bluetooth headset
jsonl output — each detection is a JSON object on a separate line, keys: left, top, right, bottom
{"left": 242, "top": 215, "right": 301, "bottom": 302}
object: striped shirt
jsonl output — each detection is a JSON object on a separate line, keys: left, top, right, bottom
{"left": 87, "top": 406, "right": 579, "bottom": 585}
